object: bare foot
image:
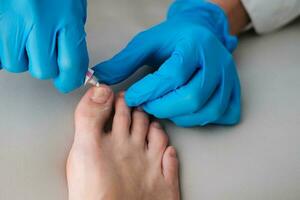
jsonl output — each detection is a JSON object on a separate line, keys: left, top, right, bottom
{"left": 67, "top": 86, "right": 180, "bottom": 200}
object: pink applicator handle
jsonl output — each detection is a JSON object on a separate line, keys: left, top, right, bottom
{"left": 85, "top": 68, "right": 100, "bottom": 87}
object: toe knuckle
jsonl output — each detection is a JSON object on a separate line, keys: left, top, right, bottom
{"left": 161, "top": 133, "right": 169, "bottom": 145}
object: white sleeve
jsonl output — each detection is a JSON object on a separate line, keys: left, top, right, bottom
{"left": 241, "top": 0, "right": 300, "bottom": 34}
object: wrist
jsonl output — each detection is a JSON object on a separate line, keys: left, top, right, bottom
{"left": 167, "top": 1, "right": 238, "bottom": 52}
{"left": 210, "top": 0, "right": 250, "bottom": 35}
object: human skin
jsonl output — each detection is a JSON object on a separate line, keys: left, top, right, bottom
{"left": 67, "top": 86, "right": 180, "bottom": 200}
{"left": 66, "top": 1, "right": 250, "bottom": 199}
{"left": 211, "top": 0, "right": 250, "bottom": 35}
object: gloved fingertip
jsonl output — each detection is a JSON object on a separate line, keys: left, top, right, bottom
{"left": 56, "top": 86, "right": 71, "bottom": 94}
{"left": 54, "top": 83, "right": 78, "bottom": 94}
{"left": 29, "top": 67, "right": 58, "bottom": 80}
{"left": 142, "top": 104, "right": 165, "bottom": 119}
{"left": 171, "top": 118, "right": 192, "bottom": 128}
{"left": 1, "top": 57, "right": 28, "bottom": 73}
{"left": 54, "top": 75, "right": 84, "bottom": 94}
{"left": 124, "top": 91, "right": 139, "bottom": 107}
{"left": 92, "top": 62, "right": 124, "bottom": 85}
{"left": 141, "top": 103, "right": 152, "bottom": 114}
{"left": 171, "top": 115, "right": 204, "bottom": 127}
{"left": 92, "top": 64, "right": 110, "bottom": 84}
{"left": 227, "top": 116, "right": 241, "bottom": 125}
{"left": 199, "top": 120, "right": 211, "bottom": 127}
{"left": 3, "top": 66, "right": 27, "bottom": 73}
{"left": 215, "top": 110, "right": 241, "bottom": 125}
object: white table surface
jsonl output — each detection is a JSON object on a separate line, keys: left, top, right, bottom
{"left": 1, "top": 0, "right": 300, "bottom": 199}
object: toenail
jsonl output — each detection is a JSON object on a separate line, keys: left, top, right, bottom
{"left": 169, "top": 147, "right": 177, "bottom": 158}
{"left": 137, "top": 106, "right": 144, "bottom": 112}
{"left": 118, "top": 92, "right": 125, "bottom": 98}
{"left": 152, "top": 121, "right": 162, "bottom": 129}
{"left": 91, "top": 86, "right": 111, "bottom": 104}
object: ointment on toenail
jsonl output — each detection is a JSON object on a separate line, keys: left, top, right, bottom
{"left": 85, "top": 68, "right": 100, "bottom": 87}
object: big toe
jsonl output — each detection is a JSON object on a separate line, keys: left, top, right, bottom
{"left": 75, "top": 85, "right": 114, "bottom": 138}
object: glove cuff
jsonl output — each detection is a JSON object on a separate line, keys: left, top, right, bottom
{"left": 167, "top": 0, "right": 238, "bottom": 52}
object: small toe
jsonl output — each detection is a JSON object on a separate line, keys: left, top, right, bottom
{"left": 131, "top": 108, "right": 149, "bottom": 145}
{"left": 75, "top": 85, "right": 113, "bottom": 139}
{"left": 147, "top": 121, "right": 169, "bottom": 156}
{"left": 112, "top": 92, "right": 132, "bottom": 138}
{"left": 162, "top": 146, "right": 180, "bottom": 186}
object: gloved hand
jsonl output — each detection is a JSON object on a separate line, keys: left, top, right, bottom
{"left": 94, "top": 0, "right": 241, "bottom": 127}
{"left": 0, "top": 0, "right": 88, "bottom": 93}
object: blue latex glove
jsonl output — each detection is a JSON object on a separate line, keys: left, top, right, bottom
{"left": 0, "top": 0, "right": 88, "bottom": 93}
{"left": 94, "top": 0, "right": 241, "bottom": 127}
